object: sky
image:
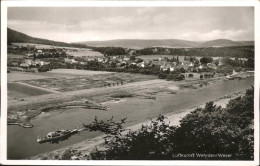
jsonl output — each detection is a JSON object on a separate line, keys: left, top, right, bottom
{"left": 7, "top": 7, "right": 254, "bottom": 43}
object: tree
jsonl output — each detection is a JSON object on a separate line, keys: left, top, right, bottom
{"left": 135, "top": 58, "right": 143, "bottom": 63}
{"left": 214, "top": 59, "right": 219, "bottom": 66}
{"left": 166, "top": 74, "right": 185, "bottom": 81}
{"left": 38, "top": 65, "right": 50, "bottom": 72}
{"left": 33, "top": 52, "right": 36, "bottom": 61}
{"left": 130, "top": 55, "right": 136, "bottom": 61}
{"left": 158, "top": 72, "right": 167, "bottom": 79}
{"left": 245, "top": 58, "right": 254, "bottom": 69}
{"left": 200, "top": 74, "right": 203, "bottom": 79}
{"left": 188, "top": 74, "right": 193, "bottom": 77}
{"left": 200, "top": 57, "right": 213, "bottom": 65}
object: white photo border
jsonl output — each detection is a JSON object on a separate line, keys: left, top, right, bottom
{"left": 1, "top": 1, "right": 259, "bottom": 165}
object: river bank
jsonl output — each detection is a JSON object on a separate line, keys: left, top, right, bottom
{"left": 7, "top": 72, "right": 253, "bottom": 128}
{"left": 7, "top": 100, "right": 107, "bottom": 128}
{"left": 28, "top": 89, "right": 245, "bottom": 160}
{"left": 8, "top": 75, "right": 253, "bottom": 159}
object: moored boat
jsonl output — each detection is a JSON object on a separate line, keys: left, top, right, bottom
{"left": 37, "top": 127, "right": 79, "bottom": 143}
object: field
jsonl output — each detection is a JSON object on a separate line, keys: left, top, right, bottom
{"left": 66, "top": 49, "right": 103, "bottom": 57}
{"left": 8, "top": 82, "right": 51, "bottom": 99}
{"left": 22, "top": 71, "right": 157, "bottom": 92}
{"left": 12, "top": 43, "right": 103, "bottom": 57}
{"left": 47, "top": 69, "right": 114, "bottom": 76}
{"left": 8, "top": 72, "right": 54, "bottom": 82}
{"left": 12, "top": 43, "right": 78, "bottom": 50}
{"left": 8, "top": 53, "right": 27, "bottom": 59}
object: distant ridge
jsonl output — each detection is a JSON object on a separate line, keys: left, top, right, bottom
{"left": 76, "top": 39, "right": 254, "bottom": 49}
{"left": 76, "top": 39, "right": 200, "bottom": 49}
{"left": 8, "top": 28, "right": 254, "bottom": 49}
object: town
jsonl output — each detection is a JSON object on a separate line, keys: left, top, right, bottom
{"left": 7, "top": 43, "right": 254, "bottom": 82}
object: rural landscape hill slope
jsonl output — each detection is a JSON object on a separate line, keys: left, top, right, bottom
{"left": 76, "top": 39, "right": 254, "bottom": 49}
{"left": 198, "top": 39, "right": 254, "bottom": 48}
{"left": 7, "top": 28, "right": 88, "bottom": 48}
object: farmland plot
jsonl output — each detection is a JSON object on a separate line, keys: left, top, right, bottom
{"left": 8, "top": 82, "right": 51, "bottom": 99}
{"left": 66, "top": 49, "right": 103, "bottom": 57}
{"left": 22, "top": 72, "right": 157, "bottom": 92}
{"left": 47, "top": 69, "right": 114, "bottom": 76}
{"left": 8, "top": 72, "right": 54, "bottom": 82}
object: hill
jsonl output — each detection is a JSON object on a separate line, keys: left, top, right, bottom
{"left": 8, "top": 28, "right": 254, "bottom": 49}
{"left": 7, "top": 28, "right": 88, "bottom": 48}
{"left": 198, "top": 39, "right": 252, "bottom": 48}
{"left": 77, "top": 39, "right": 200, "bottom": 49}
{"left": 77, "top": 39, "right": 254, "bottom": 49}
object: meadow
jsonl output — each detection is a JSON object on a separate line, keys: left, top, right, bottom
{"left": 8, "top": 72, "right": 54, "bottom": 82}
{"left": 8, "top": 82, "right": 51, "bottom": 99}
{"left": 12, "top": 43, "right": 77, "bottom": 49}
{"left": 47, "top": 69, "right": 114, "bottom": 76}
{"left": 22, "top": 70, "right": 157, "bottom": 92}
{"left": 66, "top": 49, "right": 103, "bottom": 57}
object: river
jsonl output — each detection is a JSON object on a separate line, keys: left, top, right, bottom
{"left": 7, "top": 76, "right": 254, "bottom": 159}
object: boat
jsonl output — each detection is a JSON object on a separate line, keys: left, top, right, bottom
{"left": 37, "top": 127, "right": 79, "bottom": 143}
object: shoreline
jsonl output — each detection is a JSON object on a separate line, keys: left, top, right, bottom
{"left": 7, "top": 100, "right": 107, "bottom": 128}
{"left": 7, "top": 73, "right": 253, "bottom": 128}
{"left": 28, "top": 89, "right": 244, "bottom": 160}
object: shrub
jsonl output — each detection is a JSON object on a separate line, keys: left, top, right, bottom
{"left": 38, "top": 65, "right": 50, "bottom": 72}
{"left": 158, "top": 72, "right": 167, "bottom": 79}
{"left": 188, "top": 74, "right": 193, "bottom": 77}
{"left": 200, "top": 74, "right": 203, "bottom": 79}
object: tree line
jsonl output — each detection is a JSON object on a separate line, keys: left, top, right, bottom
{"left": 135, "top": 46, "right": 254, "bottom": 59}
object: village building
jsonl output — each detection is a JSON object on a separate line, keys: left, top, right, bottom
{"left": 123, "top": 57, "right": 130, "bottom": 61}
{"left": 26, "top": 53, "right": 34, "bottom": 57}
{"left": 160, "top": 63, "right": 175, "bottom": 71}
{"left": 64, "top": 58, "right": 78, "bottom": 64}
{"left": 137, "top": 61, "right": 145, "bottom": 68}
{"left": 37, "top": 50, "right": 43, "bottom": 53}
{"left": 97, "top": 57, "right": 104, "bottom": 62}
{"left": 207, "top": 63, "right": 217, "bottom": 69}
{"left": 20, "top": 63, "right": 30, "bottom": 69}
{"left": 35, "top": 59, "right": 50, "bottom": 66}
